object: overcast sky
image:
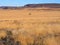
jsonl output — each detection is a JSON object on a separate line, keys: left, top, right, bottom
{"left": 0, "top": 0, "right": 60, "bottom": 6}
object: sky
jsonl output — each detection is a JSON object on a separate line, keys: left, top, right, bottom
{"left": 0, "top": 0, "right": 60, "bottom": 6}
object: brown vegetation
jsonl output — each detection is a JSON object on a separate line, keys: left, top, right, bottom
{"left": 0, "top": 4, "right": 60, "bottom": 45}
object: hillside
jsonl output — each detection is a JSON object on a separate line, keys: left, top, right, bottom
{"left": 0, "top": 3, "right": 60, "bottom": 9}
{"left": 24, "top": 3, "right": 60, "bottom": 8}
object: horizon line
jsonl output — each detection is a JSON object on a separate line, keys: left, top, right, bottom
{"left": 0, "top": 3, "right": 60, "bottom": 7}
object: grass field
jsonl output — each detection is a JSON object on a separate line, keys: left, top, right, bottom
{"left": 0, "top": 8, "right": 60, "bottom": 45}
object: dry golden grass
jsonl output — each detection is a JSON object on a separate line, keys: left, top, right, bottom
{"left": 0, "top": 8, "right": 60, "bottom": 45}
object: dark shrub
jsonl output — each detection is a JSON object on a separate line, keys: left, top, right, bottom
{"left": 0, "top": 30, "right": 21, "bottom": 45}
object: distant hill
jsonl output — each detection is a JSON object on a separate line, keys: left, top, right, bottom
{"left": 24, "top": 3, "right": 60, "bottom": 8}
{"left": 0, "top": 3, "right": 60, "bottom": 9}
